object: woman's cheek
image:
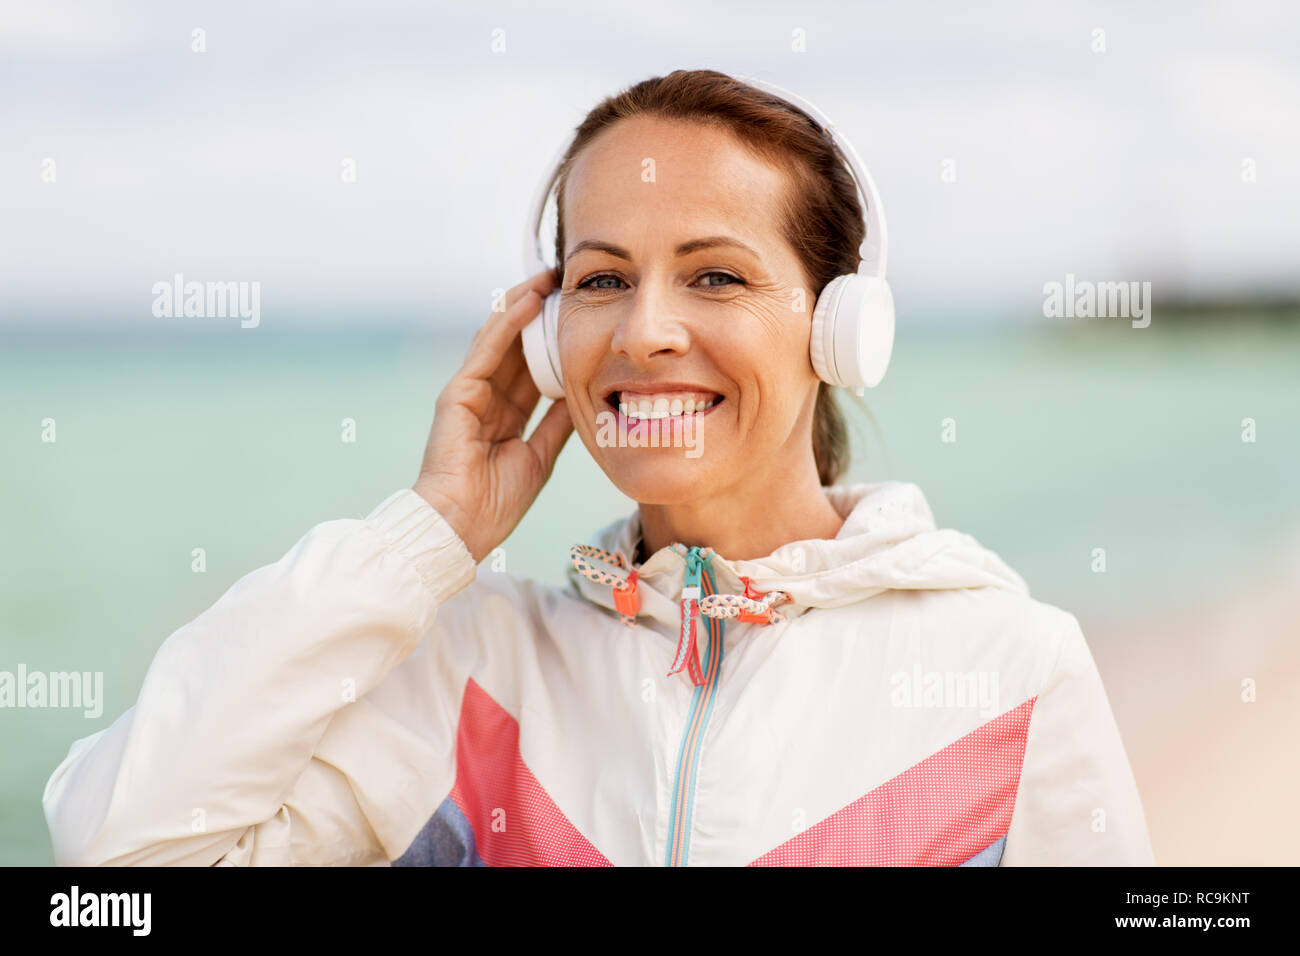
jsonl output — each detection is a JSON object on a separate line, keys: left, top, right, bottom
{"left": 729, "top": 289, "right": 803, "bottom": 342}
{"left": 557, "top": 314, "right": 604, "bottom": 390}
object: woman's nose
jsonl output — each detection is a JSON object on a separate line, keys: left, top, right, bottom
{"left": 609, "top": 282, "right": 691, "bottom": 365}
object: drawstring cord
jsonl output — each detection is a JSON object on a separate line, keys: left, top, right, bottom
{"left": 570, "top": 544, "right": 639, "bottom": 626}
{"left": 570, "top": 543, "right": 793, "bottom": 685}
{"left": 700, "top": 576, "right": 792, "bottom": 624}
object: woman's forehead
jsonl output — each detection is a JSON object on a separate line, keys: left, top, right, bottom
{"left": 562, "top": 116, "right": 792, "bottom": 250}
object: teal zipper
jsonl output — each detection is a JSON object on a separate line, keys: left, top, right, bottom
{"left": 664, "top": 546, "right": 725, "bottom": 867}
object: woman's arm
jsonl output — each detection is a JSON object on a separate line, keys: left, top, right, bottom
{"left": 43, "top": 270, "right": 573, "bottom": 866}
{"left": 42, "top": 490, "right": 475, "bottom": 866}
{"left": 1001, "top": 613, "right": 1156, "bottom": 865}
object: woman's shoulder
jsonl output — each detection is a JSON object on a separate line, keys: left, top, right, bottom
{"left": 883, "top": 584, "right": 1088, "bottom": 689}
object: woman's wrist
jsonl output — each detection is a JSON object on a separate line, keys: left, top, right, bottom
{"left": 411, "top": 478, "right": 482, "bottom": 564}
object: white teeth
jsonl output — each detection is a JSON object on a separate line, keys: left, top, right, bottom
{"left": 618, "top": 393, "right": 719, "bottom": 418}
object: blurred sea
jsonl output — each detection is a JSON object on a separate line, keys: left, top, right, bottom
{"left": 2, "top": 315, "right": 1298, "bottom": 864}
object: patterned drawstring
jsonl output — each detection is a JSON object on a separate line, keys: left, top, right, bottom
{"left": 570, "top": 544, "right": 640, "bottom": 626}
{"left": 699, "top": 575, "right": 792, "bottom": 624}
{"left": 570, "top": 542, "right": 792, "bottom": 685}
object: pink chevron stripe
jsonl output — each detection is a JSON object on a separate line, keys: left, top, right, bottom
{"left": 749, "top": 697, "right": 1038, "bottom": 866}
{"left": 450, "top": 678, "right": 611, "bottom": 866}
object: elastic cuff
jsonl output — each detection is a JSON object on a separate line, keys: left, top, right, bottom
{"left": 365, "top": 489, "right": 477, "bottom": 605}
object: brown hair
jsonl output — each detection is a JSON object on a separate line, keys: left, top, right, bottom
{"left": 551, "top": 69, "right": 865, "bottom": 486}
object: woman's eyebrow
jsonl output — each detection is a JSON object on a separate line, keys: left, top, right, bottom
{"left": 674, "top": 236, "right": 759, "bottom": 258}
{"left": 565, "top": 236, "right": 760, "bottom": 263}
{"left": 565, "top": 239, "right": 631, "bottom": 263}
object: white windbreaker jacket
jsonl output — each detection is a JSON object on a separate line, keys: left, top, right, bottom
{"left": 43, "top": 481, "right": 1155, "bottom": 866}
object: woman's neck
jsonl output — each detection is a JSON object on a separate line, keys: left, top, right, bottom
{"left": 637, "top": 460, "right": 845, "bottom": 562}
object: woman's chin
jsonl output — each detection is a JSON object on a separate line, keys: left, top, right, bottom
{"left": 596, "top": 450, "right": 721, "bottom": 506}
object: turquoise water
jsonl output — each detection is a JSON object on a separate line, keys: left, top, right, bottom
{"left": 2, "top": 317, "right": 1298, "bottom": 865}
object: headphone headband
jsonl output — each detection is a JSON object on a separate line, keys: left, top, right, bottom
{"left": 523, "top": 72, "right": 887, "bottom": 281}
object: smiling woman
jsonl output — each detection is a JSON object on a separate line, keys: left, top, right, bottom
{"left": 43, "top": 69, "right": 1154, "bottom": 868}
{"left": 551, "top": 75, "right": 869, "bottom": 501}
{"left": 554, "top": 113, "right": 850, "bottom": 559}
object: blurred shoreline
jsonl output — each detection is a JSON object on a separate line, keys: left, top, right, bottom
{"left": 4, "top": 318, "right": 1297, "bottom": 865}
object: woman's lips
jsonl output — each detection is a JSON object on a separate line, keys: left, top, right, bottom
{"left": 597, "top": 389, "right": 723, "bottom": 449}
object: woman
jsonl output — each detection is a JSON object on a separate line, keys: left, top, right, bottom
{"left": 44, "top": 70, "right": 1153, "bottom": 867}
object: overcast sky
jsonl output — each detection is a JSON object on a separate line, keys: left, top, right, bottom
{"left": 2, "top": 0, "right": 1297, "bottom": 330}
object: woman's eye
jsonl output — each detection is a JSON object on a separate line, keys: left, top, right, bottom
{"left": 574, "top": 271, "right": 744, "bottom": 292}
{"left": 576, "top": 274, "right": 626, "bottom": 292}
{"left": 696, "top": 271, "right": 742, "bottom": 288}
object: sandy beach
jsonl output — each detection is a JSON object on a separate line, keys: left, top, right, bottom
{"left": 1084, "top": 542, "right": 1300, "bottom": 866}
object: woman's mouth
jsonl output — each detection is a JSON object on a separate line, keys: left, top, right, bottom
{"left": 606, "top": 390, "right": 724, "bottom": 420}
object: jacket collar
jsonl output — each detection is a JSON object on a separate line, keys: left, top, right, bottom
{"left": 567, "top": 481, "right": 1029, "bottom": 633}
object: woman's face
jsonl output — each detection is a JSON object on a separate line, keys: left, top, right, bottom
{"left": 557, "top": 116, "right": 821, "bottom": 505}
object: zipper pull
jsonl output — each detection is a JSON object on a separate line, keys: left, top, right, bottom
{"left": 668, "top": 547, "right": 706, "bottom": 684}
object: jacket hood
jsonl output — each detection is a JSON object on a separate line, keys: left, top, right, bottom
{"left": 566, "top": 481, "right": 1030, "bottom": 633}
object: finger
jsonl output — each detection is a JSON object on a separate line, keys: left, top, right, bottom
{"left": 461, "top": 288, "right": 544, "bottom": 381}
{"left": 526, "top": 398, "right": 574, "bottom": 477}
{"left": 488, "top": 356, "right": 543, "bottom": 434}
{"left": 435, "top": 373, "right": 493, "bottom": 421}
{"left": 477, "top": 357, "right": 540, "bottom": 443}
{"left": 500, "top": 352, "right": 542, "bottom": 425}
{"left": 467, "top": 270, "right": 555, "bottom": 355}
{"left": 504, "top": 269, "right": 556, "bottom": 311}
{"left": 488, "top": 324, "right": 528, "bottom": 394}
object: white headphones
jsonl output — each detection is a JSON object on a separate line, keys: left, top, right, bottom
{"left": 520, "top": 73, "right": 894, "bottom": 400}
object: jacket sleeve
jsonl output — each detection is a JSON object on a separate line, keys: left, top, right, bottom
{"left": 42, "top": 489, "right": 477, "bottom": 866}
{"left": 1000, "top": 612, "right": 1156, "bottom": 865}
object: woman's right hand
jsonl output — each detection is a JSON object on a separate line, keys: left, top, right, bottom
{"left": 412, "top": 270, "right": 573, "bottom": 564}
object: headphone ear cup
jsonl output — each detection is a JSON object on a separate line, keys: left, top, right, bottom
{"left": 810, "top": 275, "right": 851, "bottom": 385}
{"left": 521, "top": 290, "right": 565, "bottom": 400}
{"left": 809, "top": 274, "right": 895, "bottom": 389}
